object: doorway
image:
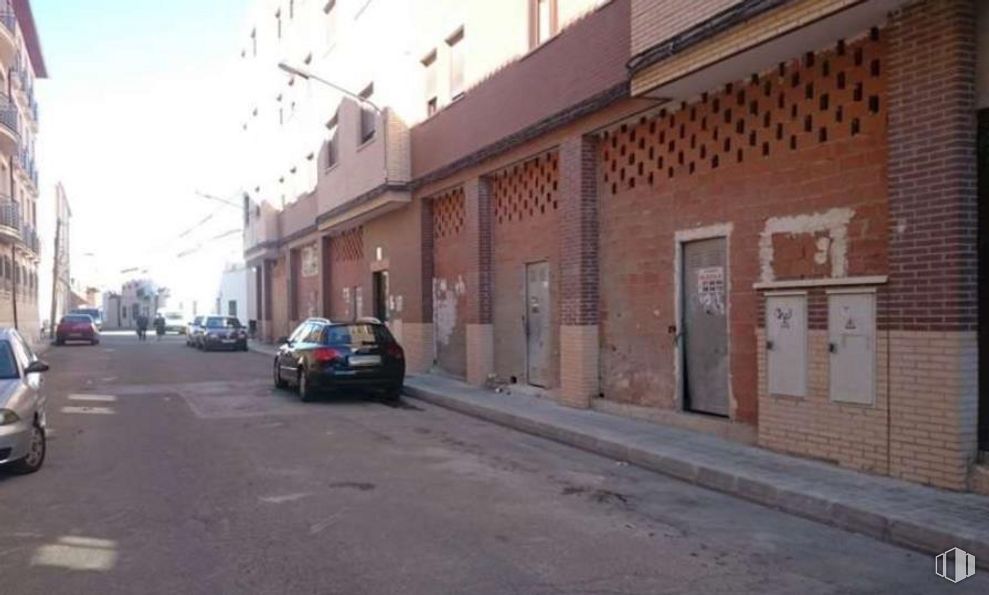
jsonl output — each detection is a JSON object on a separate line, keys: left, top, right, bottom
{"left": 372, "top": 270, "right": 389, "bottom": 322}
{"left": 681, "top": 237, "right": 729, "bottom": 416}
{"left": 525, "top": 261, "right": 551, "bottom": 387}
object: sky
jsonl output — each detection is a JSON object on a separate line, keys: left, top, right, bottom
{"left": 33, "top": 0, "right": 250, "bottom": 317}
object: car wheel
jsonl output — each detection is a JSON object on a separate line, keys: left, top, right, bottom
{"left": 298, "top": 369, "right": 316, "bottom": 402}
{"left": 273, "top": 360, "right": 287, "bottom": 389}
{"left": 383, "top": 385, "right": 402, "bottom": 403}
{"left": 8, "top": 421, "right": 45, "bottom": 474}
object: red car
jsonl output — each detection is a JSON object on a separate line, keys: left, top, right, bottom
{"left": 55, "top": 314, "right": 100, "bottom": 346}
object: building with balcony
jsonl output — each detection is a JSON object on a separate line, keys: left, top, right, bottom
{"left": 0, "top": 0, "right": 45, "bottom": 345}
{"left": 240, "top": 0, "right": 989, "bottom": 494}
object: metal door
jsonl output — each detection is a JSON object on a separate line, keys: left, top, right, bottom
{"left": 525, "top": 261, "right": 551, "bottom": 387}
{"left": 682, "top": 238, "right": 729, "bottom": 416}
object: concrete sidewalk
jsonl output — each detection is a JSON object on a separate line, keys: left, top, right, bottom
{"left": 403, "top": 373, "right": 989, "bottom": 567}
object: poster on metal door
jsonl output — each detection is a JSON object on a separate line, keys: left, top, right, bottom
{"left": 697, "top": 266, "right": 725, "bottom": 316}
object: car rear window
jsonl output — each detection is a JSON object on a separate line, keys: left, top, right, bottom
{"left": 62, "top": 315, "right": 92, "bottom": 324}
{"left": 206, "top": 317, "right": 241, "bottom": 328}
{"left": 323, "top": 324, "right": 393, "bottom": 346}
{"left": 0, "top": 341, "right": 17, "bottom": 379}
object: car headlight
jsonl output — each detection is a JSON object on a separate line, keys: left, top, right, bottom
{"left": 0, "top": 409, "right": 20, "bottom": 425}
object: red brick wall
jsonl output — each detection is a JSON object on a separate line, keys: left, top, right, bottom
{"left": 328, "top": 228, "right": 367, "bottom": 321}
{"left": 411, "top": 0, "right": 629, "bottom": 180}
{"left": 270, "top": 255, "right": 290, "bottom": 340}
{"left": 599, "top": 33, "right": 889, "bottom": 421}
{"left": 431, "top": 187, "right": 468, "bottom": 377}
{"left": 291, "top": 243, "right": 321, "bottom": 321}
{"left": 492, "top": 152, "right": 562, "bottom": 386}
{"left": 631, "top": 0, "right": 741, "bottom": 55}
{"left": 886, "top": 0, "right": 977, "bottom": 331}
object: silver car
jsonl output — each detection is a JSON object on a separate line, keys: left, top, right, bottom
{"left": 0, "top": 328, "right": 50, "bottom": 474}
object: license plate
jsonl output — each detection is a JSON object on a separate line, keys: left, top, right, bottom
{"left": 69, "top": 333, "right": 82, "bottom": 338}
{"left": 348, "top": 355, "right": 381, "bottom": 367}
{"left": 222, "top": 339, "right": 235, "bottom": 344}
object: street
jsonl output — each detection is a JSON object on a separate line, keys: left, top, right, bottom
{"left": 0, "top": 332, "right": 983, "bottom": 595}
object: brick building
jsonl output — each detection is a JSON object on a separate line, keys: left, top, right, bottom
{"left": 241, "top": 0, "right": 987, "bottom": 492}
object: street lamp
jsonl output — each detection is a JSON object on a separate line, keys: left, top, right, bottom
{"left": 277, "top": 62, "right": 382, "bottom": 114}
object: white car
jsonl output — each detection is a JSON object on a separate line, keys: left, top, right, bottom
{"left": 0, "top": 328, "right": 50, "bottom": 474}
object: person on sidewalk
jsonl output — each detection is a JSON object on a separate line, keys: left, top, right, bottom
{"left": 154, "top": 315, "right": 166, "bottom": 341}
{"left": 136, "top": 313, "right": 149, "bottom": 341}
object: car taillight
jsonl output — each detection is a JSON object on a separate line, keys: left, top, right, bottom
{"left": 313, "top": 347, "right": 342, "bottom": 363}
{"left": 386, "top": 344, "right": 404, "bottom": 360}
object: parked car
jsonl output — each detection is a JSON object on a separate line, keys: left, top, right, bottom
{"left": 199, "top": 316, "right": 248, "bottom": 351}
{"left": 55, "top": 314, "right": 100, "bottom": 346}
{"left": 159, "top": 310, "right": 187, "bottom": 334}
{"left": 186, "top": 316, "right": 205, "bottom": 347}
{"left": 69, "top": 307, "right": 103, "bottom": 331}
{"left": 0, "top": 328, "right": 50, "bottom": 474}
{"left": 273, "top": 318, "right": 404, "bottom": 402}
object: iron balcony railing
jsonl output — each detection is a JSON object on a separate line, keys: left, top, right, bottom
{"left": 0, "top": 94, "right": 18, "bottom": 138}
{"left": 22, "top": 224, "right": 37, "bottom": 253}
{"left": 0, "top": 199, "right": 21, "bottom": 234}
{"left": 0, "top": 2, "right": 14, "bottom": 36}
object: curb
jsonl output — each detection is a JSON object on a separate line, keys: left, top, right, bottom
{"left": 404, "top": 381, "right": 989, "bottom": 567}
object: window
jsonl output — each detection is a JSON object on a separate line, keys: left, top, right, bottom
{"left": 422, "top": 50, "right": 437, "bottom": 115}
{"left": 325, "top": 111, "right": 339, "bottom": 167}
{"left": 358, "top": 84, "right": 376, "bottom": 143}
{"left": 447, "top": 28, "right": 465, "bottom": 98}
{"left": 531, "top": 0, "right": 558, "bottom": 48}
{"left": 228, "top": 301, "right": 238, "bottom": 317}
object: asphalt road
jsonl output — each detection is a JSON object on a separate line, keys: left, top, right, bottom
{"left": 0, "top": 331, "right": 984, "bottom": 594}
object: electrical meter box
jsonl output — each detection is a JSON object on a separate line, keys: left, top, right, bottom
{"left": 827, "top": 290, "right": 876, "bottom": 405}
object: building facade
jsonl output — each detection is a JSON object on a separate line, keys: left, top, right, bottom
{"left": 48, "top": 181, "right": 70, "bottom": 330}
{"left": 217, "top": 263, "right": 250, "bottom": 325}
{"left": 102, "top": 279, "right": 168, "bottom": 330}
{"left": 241, "top": 0, "right": 987, "bottom": 492}
{"left": 0, "top": 0, "right": 44, "bottom": 344}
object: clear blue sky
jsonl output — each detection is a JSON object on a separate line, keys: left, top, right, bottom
{"left": 33, "top": 0, "right": 251, "bottom": 309}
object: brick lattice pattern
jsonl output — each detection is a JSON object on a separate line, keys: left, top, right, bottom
{"left": 604, "top": 33, "right": 884, "bottom": 193}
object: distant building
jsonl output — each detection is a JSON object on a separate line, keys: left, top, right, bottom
{"left": 216, "top": 262, "right": 249, "bottom": 326}
{"left": 0, "top": 0, "right": 47, "bottom": 345}
{"left": 102, "top": 279, "right": 168, "bottom": 329}
{"left": 49, "top": 182, "right": 71, "bottom": 329}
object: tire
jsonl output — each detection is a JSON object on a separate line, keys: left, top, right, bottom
{"left": 8, "top": 422, "right": 45, "bottom": 475}
{"left": 383, "top": 385, "right": 403, "bottom": 403}
{"left": 298, "top": 369, "right": 316, "bottom": 402}
{"left": 273, "top": 360, "right": 287, "bottom": 389}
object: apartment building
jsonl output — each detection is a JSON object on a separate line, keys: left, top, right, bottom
{"left": 242, "top": 0, "right": 988, "bottom": 493}
{"left": 0, "top": 0, "right": 44, "bottom": 344}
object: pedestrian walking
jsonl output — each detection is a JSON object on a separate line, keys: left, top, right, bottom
{"left": 136, "top": 313, "right": 149, "bottom": 341}
{"left": 154, "top": 314, "right": 166, "bottom": 341}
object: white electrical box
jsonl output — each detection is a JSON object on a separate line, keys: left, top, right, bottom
{"left": 766, "top": 293, "right": 808, "bottom": 397}
{"left": 828, "top": 291, "right": 876, "bottom": 405}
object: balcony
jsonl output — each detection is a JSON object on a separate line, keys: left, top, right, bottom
{"left": 0, "top": 198, "right": 21, "bottom": 243}
{"left": 0, "top": 2, "right": 14, "bottom": 69}
{"left": 22, "top": 224, "right": 37, "bottom": 254}
{"left": 0, "top": 94, "right": 18, "bottom": 155}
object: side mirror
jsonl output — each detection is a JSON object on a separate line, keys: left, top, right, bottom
{"left": 276, "top": 336, "right": 290, "bottom": 345}
{"left": 25, "top": 360, "right": 49, "bottom": 374}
